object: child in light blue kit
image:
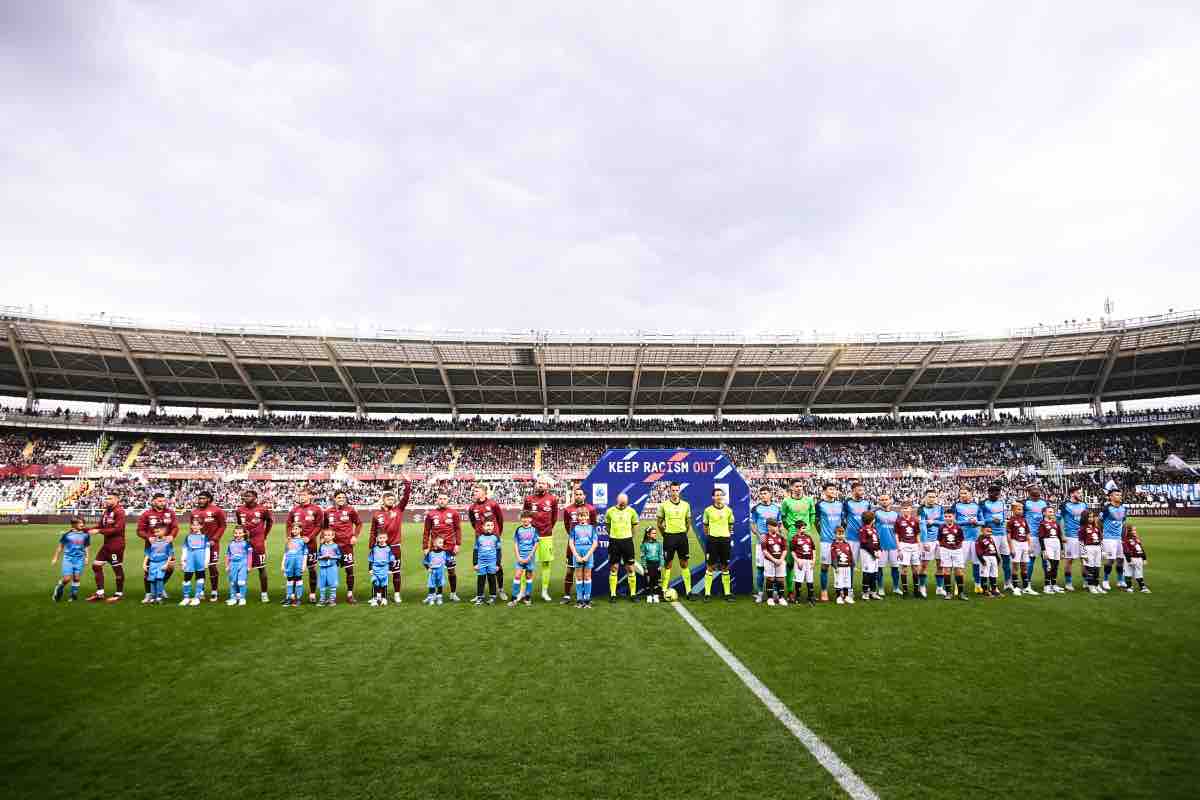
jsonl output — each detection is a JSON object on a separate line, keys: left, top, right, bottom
{"left": 142, "top": 527, "right": 175, "bottom": 604}
{"left": 225, "top": 527, "right": 251, "bottom": 606}
{"left": 281, "top": 524, "right": 308, "bottom": 606}
{"left": 424, "top": 536, "right": 447, "bottom": 606}
{"left": 473, "top": 520, "right": 501, "bottom": 605}
{"left": 368, "top": 533, "right": 392, "bottom": 607}
{"left": 180, "top": 524, "right": 210, "bottom": 607}
{"left": 316, "top": 529, "right": 341, "bottom": 606}
{"left": 52, "top": 517, "right": 90, "bottom": 602}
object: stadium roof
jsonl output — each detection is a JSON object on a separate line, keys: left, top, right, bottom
{"left": 2, "top": 306, "right": 1199, "bottom": 416}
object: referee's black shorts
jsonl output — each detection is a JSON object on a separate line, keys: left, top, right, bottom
{"left": 706, "top": 536, "right": 732, "bottom": 566}
{"left": 663, "top": 532, "right": 690, "bottom": 562}
{"left": 609, "top": 537, "right": 635, "bottom": 565}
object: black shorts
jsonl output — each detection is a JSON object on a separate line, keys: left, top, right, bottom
{"left": 340, "top": 551, "right": 355, "bottom": 568}
{"left": 706, "top": 537, "right": 732, "bottom": 566}
{"left": 609, "top": 537, "right": 635, "bottom": 565}
{"left": 663, "top": 533, "right": 690, "bottom": 562}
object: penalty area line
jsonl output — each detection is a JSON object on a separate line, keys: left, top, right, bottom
{"left": 671, "top": 602, "right": 880, "bottom": 800}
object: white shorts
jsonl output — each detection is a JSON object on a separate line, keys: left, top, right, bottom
{"left": 1011, "top": 541, "right": 1030, "bottom": 563}
{"left": 1101, "top": 540, "right": 1124, "bottom": 561}
{"left": 764, "top": 560, "right": 787, "bottom": 579}
{"left": 979, "top": 555, "right": 998, "bottom": 578}
{"left": 921, "top": 541, "right": 939, "bottom": 562}
{"left": 993, "top": 535, "right": 1011, "bottom": 556}
{"left": 1042, "top": 537, "right": 1061, "bottom": 561}
{"left": 1064, "top": 538, "right": 1082, "bottom": 559}
{"left": 964, "top": 540, "right": 980, "bottom": 563}
{"left": 1083, "top": 545, "right": 1102, "bottom": 568}
{"left": 939, "top": 547, "right": 965, "bottom": 569}
{"left": 849, "top": 541, "right": 861, "bottom": 563}
{"left": 755, "top": 541, "right": 764, "bottom": 568}
{"left": 793, "top": 559, "right": 814, "bottom": 583}
{"left": 834, "top": 566, "right": 852, "bottom": 590}
{"left": 1125, "top": 557, "right": 1144, "bottom": 578}
{"left": 860, "top": 550, "right": 879, "bottom": 573}
{"left": 898, "top": 542, "right": 922, "bottom": 567}
{"left": 820, "top": 541, "right": 832, "bottom": 566}
{"left": 879, "top": 548, "right": 899, "bottom": 567}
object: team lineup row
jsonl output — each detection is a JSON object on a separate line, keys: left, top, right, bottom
{"left": 48, "top": 478, "right": 1152, "bottom": 607}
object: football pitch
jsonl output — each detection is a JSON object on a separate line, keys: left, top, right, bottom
{"left": 3, "top": 519, "right": 1199, "bottom": 800}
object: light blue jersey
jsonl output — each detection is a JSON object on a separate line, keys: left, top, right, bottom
{"left": 227, "top": 539, "right": 251, "bottom": 586}
{"left": 1101, "top": 503, "right": 1127, "bottom": 540}
{"left": 183, "top": 531, "right": 209, "bottom": 572}
{"left": 316, "top": 542, "right": 341, "bottom": 592}
{"left": 513, "top": 525, "right": 540, "bottom": 566}
{"left": 815, "top": 500, "right": 843, "bottom": 544}
{"left": 282, "top": 537, "right": 307, "bottom": 577}
{"left": 874, "top": 508, "right": 898, "bottom": 550}
{"left": 369, "top": 544, "right": 392, "bottom": 582}
{"left": 979, "top": 498, "right": 1007, "bottom": 537}
{"left": 426, "top": 549, "right": 447, "bottom": 589}
{"left": 59, "top": 530, "right": 90, "bottom": 575}
{"left": 1061, "top": 500, "right": 1088, "bottom": 540}
{"left": 953, "top": 500, "right": 982, "bottom": 541}
{"left": 750, "top": 502, "right": 781, "bottom": 538}
{"left": 842, "top": 498, "right": 871, "bottom": 543}
{"left": 570, "top": 523, "right": 596, "bottom": 567}
{"left": 918, "top": 503, "right": 944, "bottom": 543}
{"left": 474, "top": 532, "right": 500, "bottom": 575}
{"left": 1023, "top": 499, "right": 1048, "bottom": 539}
{"left": 146, "top": 539, "right": 174, "bottom": 579}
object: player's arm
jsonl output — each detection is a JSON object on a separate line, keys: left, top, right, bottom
{"left": 397, "top": 479, "right": 412, "bottom": 512}
{"left": 550, "top": 496, "right": 559, "bottom": 529}
{"left": 422, "top": 516, "right": 433, "bottom": 554}
{"left": 52, "top": 541, "right": 63, "bottom": 564}
{"left": 136, "top": 513, "right": 150, "bottom": 542}
{"left": 568, "top": 532, "right": 580, "bottom": 560}
{"left": 263, "top": 508, "right": 273, "bottom": 537}
{"left": 168, "top": 516, "right": 180, "bottom": 540}
{"left": 452, "top": 511, "right": 462, "bottom": 552}
{"left": 493, "top": 502, "right": 504, "bottom": 537}
{"left": 351, "top": 508, "right": 361, "bottom": 542}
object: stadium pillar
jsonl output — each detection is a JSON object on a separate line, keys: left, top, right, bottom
{"left": 714, "top": 408, "right": 722, "bottom": 422}
{"left": 24, "top": 390, "right": 35, "bottom": 413}
{"left": 149, "top": 398, "right": 159, "bottom": 413}
{"left": 889, "top": 405, "right": 900, "bottom": 423}
{"left": 1091, "top": 396, "right": 1103, "bottom": 418}
{"left": 986, "top": 402, "right": 995, "bottom": 419}
{"left": 257, "top": 403, "right": 267, "bottom": 418}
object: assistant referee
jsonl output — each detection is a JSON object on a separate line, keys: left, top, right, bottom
{"left": 604, "top": 493, "right": 639, "bottom": 602}
{"left": 656, "top": 482, "right": 695, "bottom": 599}
{"left": 703, "top": 488, "right": 736, "bottom": 602}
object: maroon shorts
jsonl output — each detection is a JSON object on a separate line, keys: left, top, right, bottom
{"left": 338, "top": 547, "right": 355, "bottom": 568}
{"left": 207, "top": 545, "right": 221, "bottom": 567}
{"left": 249, "top": 542, "right": 268, "bottom": 569}
{"left": 95, "top": 540, "right": 125, "bottom": 565}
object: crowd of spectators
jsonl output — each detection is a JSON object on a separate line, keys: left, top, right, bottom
{"left": 403, "top": 443, "right": 454, "bottom": 472}
{"left": 453, "top": 442, "right": 535, "bottom": 472}
{"left": 133, "top": 438, "right": 254, "bottom": 471}
{"left": 768, "top": 436, "right": 1037, "bottom": 470}
{"left": 254, "top": 441, "right": 344, "bottom": 471}
{"left": 540, "top": 442, "right": 611, "bottom": 473}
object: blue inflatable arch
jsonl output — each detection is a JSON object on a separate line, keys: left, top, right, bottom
{"left": 580, "top": 449, "right": 752, "bottom": 596}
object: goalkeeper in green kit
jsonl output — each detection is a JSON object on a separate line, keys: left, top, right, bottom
{"left": 780, "top": 480, "right": 815, "bottom": 601}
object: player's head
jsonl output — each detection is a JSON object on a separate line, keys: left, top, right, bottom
{"left": 834, "top": 525, "right": 846, "bottom": 541}
{"left": 70, "top": 516, "right": 85, "bottom": 529}
{"left": 1010, "top": 501, "right": 1023, "bottom": 516}
{"left": 1081, "top": 510, "right": 1096, "bottom": 526}
{"left": 483, "top": 519, "right": 494, "bottom": 533}
{"left": 290, "top": 523, "right": 303, "bottom": 537}
{"left": 234, "top": 526, "right": 247, "bottom": 540}
{"left": 669, "top": 482, "right": 681, "bottom": 499}
{"left": 1107, "top": 487, "right": 1123, "bottom": 505}
{"left": 436, "top": 493, "right": 448, "bottom": 508}
{"left": 151, "top": 492, "right": 166, "bottom": 510}
{"left": 1044, "top": 506, "right": 1057, "bottom": 520}
{"left": 878, "top": 493, "right": 892, "bottom": 509}
{"left": 1069, "top": 486, "right": 1082, "bottom": 501}
{"left": 616, "top": 492, "right": 628, "bottom": 507}
{"left": 861, "top": 509, "right": 875, "bottom": 526}
{"left": 759, "top": 486, "right": 772, "bottom": 502}
{"left": 382, "top": 491, "right": 395, "bottom": 507}
{"left": 152, "top": 525, "right": 166, "bottom": 539}
{"left": 196, "top": 490, "right": 212, "bottom": 507}
{"left": 712, "top": 487, "right": 725, "bottom": 506}
{"left": 573, "top": 486, "right": 585, "bottom": 503}
{"left": 900, "top": 501, "right": 914, "bottom": 517}
{"left": 1028, "top": 485, "right": 1042, "bottom": 500}
{"left": 987, "top": 484, "right": 1001, "bottom": 500}
{"left": 644, "top": 525, "right": 658, "bottom": 540}
{"left": 795, "top": 520, "right": 807, "bottom": 534}
{"left": 535, "top": 477, "right": 548, "bottom": 493}
{"left": 520, "top": 510, "right": 533, "bottom": 525}
{"left": 299, "top": 487, "right": 312, "bottom": 503}
{"left": 1123, "top": 523, "right": 1137, "bottom": 538}
{"left": 241, "top": 489, "right": 257, "bottom": 505}
{"left": 767, "top": 519, "right": 780, "bottom": 534}
{"left": 104, "top": 492, "right": 119, "bottom": 508}
{"left": 790, "top": 479, "right": 804, "bottom": 496}
{"left": 473, "top": 483, "right": 488, "bottom": 502}
{"left": 822, "top": 481, "right": 837, "bottom": 499}
{"left": 319, "top": 528, "right": 333, "bottom": 543}
{"left": 980, "top": 525, "right": 992, "bottom": 537}
{"left": 433, "top": 535, "right": 445, "bottom": 550}
{"left": 851, "top": 481, "right": 864, "bottom": 499}
{"left": 333, "top": 490, "right": 347, "bottom": 506}
{"left": 923, "top": 489, "right": 936, "bottom": 505}
{"left": 958, "top": 486, "right": 972, "bottom": 502}
{"left": 375, "top": 532, "right": 388, "bottom": 546}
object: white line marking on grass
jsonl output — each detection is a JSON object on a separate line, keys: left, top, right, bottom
{"left": 671, "top": 602, "right": 880, "bottom": 800}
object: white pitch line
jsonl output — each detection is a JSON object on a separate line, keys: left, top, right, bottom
{"left": 671, "top": 603, "right": 880, "bottom": 800}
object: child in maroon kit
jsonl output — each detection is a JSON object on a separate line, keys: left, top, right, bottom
{"left": 831, "top": 526, "right": 854, "bottom": 605}
{"left": 1122, "top": 524, "right": 1151, "bottom": 593}
{"left": 937, "top": 517, "right": 967, "bottom": 601}
{"left": 761, "top": 519, "right": 789, "bottom": 607}
{"left": 858, "top": 510, "right": 882, "bottom": 601}
{"left": 975, "top": 526, "right": 1002, "bottom": 597}
{"left": 789, "top": 520, "right": 816, "bottom": 607}
{"left": 1038, "top": 508, "right": 1064, "bottom": 594}
{"left": 1080, "top": 510, "right": 1104, "bottom": 594}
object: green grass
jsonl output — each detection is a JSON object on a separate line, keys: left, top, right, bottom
{"left": 2, "top": 520, "right": 1198, "bottom": 799}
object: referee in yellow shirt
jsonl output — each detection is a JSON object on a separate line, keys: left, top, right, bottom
{"left": 703, "top": 488, "right": 736, "bottom": 602}
{"left": 656, "top": 482, "right": 695, "bottom": 599}
{"left": 604, "top": 492, "right": 639, "bottom": 603}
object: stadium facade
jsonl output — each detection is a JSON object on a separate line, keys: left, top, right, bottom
{"left": 3, "top": 306, "right": 1200, "bottom": 418}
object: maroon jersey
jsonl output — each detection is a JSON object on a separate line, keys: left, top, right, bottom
{"left": 975, "top": 536, "right": 999, "bottom": 559}
{"left": 761, "top": 531, "right": 787, "bottom": 562}
{"left": 831, "top": 540, "right": 854, "bottom": 567}
{"left": 895, "top": 515, "right": 920, "bottom": 544}
{"left": 370, "top": 505, "right": 405, "bottom": 546}
{"left": 938, "top": 522, "right": 963, "bottom": 549}
{"left": 523, "top": 491, "right": 560, "bottom": 536}
{"left": 95, "top": 505, "right": 127, "bottom": 544}
{"left": 1006, "top": 518, "right": 1030, "bottom": 542}
{"left": 234, "top": 503, "right": 273, "bottom": 548}
{"left": 1122, "top": 533, "right": 1146, "bottom": 560}
{"left": 287, "top": 502, "right": 325, "bottom": 548}
{"left": 789, "top": 532, "right": 815, "bottom": 560}
{"left": 1080, "top": 523, "right": 1102, "bottom": 546}
{"left": 137, "top": 507, "right": 179, "bottom": 542}
{"left": 1038, "top": 520, "right": 1061, "bottom": 546}
{"left": 423, "top": 507, "right": 462, "bottom": 552}
{"left": 561, "top": 502, "right": 597, "bottom": 535}
{"left": 191, "top": 505, "right": 227, "bottom": 548}
{"left": 467, "top": 499, "right": 505, "bottom": 538}
{"left": 859, "top": 523, "right": 880, "bottom": 554}
{"left": 325, "top": 505, "right": 362, "bottom": 547}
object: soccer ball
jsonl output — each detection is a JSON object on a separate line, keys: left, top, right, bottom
{"left": 664, "top": 588, "right": 678, "bottom": 602}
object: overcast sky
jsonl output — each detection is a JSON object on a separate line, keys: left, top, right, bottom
{"left": 2, "top": 2, "right": 1197, "bottom": 337}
